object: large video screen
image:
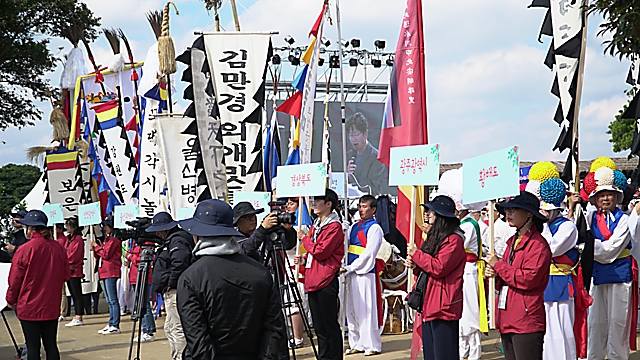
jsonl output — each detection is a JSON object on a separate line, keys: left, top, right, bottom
{"left": 267, "top": 101, "right": 396, "bottom": 197}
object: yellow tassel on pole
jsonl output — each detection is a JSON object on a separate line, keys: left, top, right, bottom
{"left": 158, "top": 2, "right": 179, "bottom": 76}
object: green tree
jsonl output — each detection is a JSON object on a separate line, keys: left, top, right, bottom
{"left": 588, "top": 0, "right": 640, "bottom": 59}
{"left": 0, "top": 164, "right": 42, "bottom": 216}
{"left": 0, "top": 0, "right": 100, "bottom": 130}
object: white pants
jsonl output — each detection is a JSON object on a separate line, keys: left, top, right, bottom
{"left": 164, "top": 289, "right": 186, "bottom": 360}
{"left": 587, "top": 282, "right": 632, "bottom": 360}
{"left": 346, "top": 273, "right": 382, "bottom": 353}
{"left": 460, "top": 262, "right": 481, "bottom": 360}
{"left": 544, "top": 299, "right": 576, "bottom": 360}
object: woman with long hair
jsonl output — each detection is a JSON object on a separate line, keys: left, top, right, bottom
{"left": 406, "top": 195, "right": 466, "bottom": 360}
{"left": 485, "top": 191, "right": 552, "bottom": 360}
{"left": 91, "top": 216, "right": 122, "bottom": 335}
{"left": 64, "top": 217, "right": 85, "bottom": 327}
{"left": 6, "top": 210, "right": 70, "bottom": 360}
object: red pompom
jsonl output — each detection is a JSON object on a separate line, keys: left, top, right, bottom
{"left": 131, "top": 69, "right": 139, "bottom": 81}
{"left": 94, "top": 72, "right": 104, "bottom": 84}
{"left": 583, "top": 172, "right": 597, "bottom": 195}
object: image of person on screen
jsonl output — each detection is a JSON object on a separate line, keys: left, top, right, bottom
{"left": 346, "top": 112, "right": 391, "bottom": 195}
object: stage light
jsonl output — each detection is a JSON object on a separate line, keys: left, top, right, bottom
{"left": 271, "top": 54, "right": 281, "bottom": 65}
{"left": 349, "top": 58, "right": 358, "bottom": 67}
{"left": 386, "top": 57, "right": 394, "bottom": 67}
{"left": 371, "top": 59, "right": 382, "bottom": 68}
{"left": 318, "top": 58, "right": 325, "bottom": 66}
{"left": 321, "top": 37, "right": 331, "bottom": 47}
{"left": 288, "top": 54, "right": 300, "bottom": 66}
{"left": 329, "top": 55, "right": 340, "bottom": 68}
{"left": 374, "top": 40, "right": 386, "bottom": 50}
{"left": 284, "top": 36, "right": 295, "bottom": 45}
{"left": 350, "top": 38, "right": 361, "bottom": 48}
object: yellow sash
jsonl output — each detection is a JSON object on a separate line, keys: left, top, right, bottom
{"left": 465, "top": 249, "right": 489, "bottom": 333}
{"left": 619, "top": 248, "right": 631, "bottom": 259}
{"left": 549, "top": 263, "right": 575, "bottom": 276}
{"left": 348, "top": 244, "right": 365, "bottom": 256}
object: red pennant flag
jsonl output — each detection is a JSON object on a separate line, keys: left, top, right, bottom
{"left": 309, "top": 2, "right": 328, "bottom": 38}
{"left": 275, "top": 91, "right": 303, "bottom": 119}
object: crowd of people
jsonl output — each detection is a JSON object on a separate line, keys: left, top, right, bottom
{"left": 5, "top": 156, "right": 640, "bottom": 360}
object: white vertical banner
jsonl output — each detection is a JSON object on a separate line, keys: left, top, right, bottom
{"left": 157, "top": 115, "right": 199, "bottom": 219}
{"left": 203, "top": 33, "right": 271, "bottom": 196}
{"left": 299, "top": 7, "right": 328, "bottom": 164}
{"left": 190, "top": 46, "right": 228, "bottom": 201}
{"left": 139, "top": 116, "right": 168, "bottom": 217}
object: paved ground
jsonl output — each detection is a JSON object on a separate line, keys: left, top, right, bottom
{"left": 0, "top": 305, "right": 638, "bottom": 359}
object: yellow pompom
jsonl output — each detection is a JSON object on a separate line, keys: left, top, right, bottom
{"left": 529, "top": 162, "right": 559, "bottom": 182}
{"left": 590, "top": 156, "right": 617, "bottom": 172}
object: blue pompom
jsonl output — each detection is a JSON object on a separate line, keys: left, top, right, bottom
{"left": 614, "top": 170, "right": 627, "bottom": 191}
{"left": 540, "top": 178, "right": 566, "bottom": 205}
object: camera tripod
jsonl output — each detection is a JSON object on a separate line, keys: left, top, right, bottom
{"left": 263, "top": 231, "right": 319, "bottom": 360}
{"left": 127, "top": 245, "right": 154, "bottom": 360}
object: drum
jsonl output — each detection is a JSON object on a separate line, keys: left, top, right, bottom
{"left": 380, "top": 255, "right": 407, "bottom": 290}
{"left": 376, "top": 240, "right": 393, "bottom": 263}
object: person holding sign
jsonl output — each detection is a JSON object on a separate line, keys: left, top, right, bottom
{"left": 63, "top": 217, "right": 85, "bottom": 328}
{"left": 342, "top": 195, "right": 384, "bottom": 356}
{"left": 294, "top": 189, "right": 345, "bottom": 360}
{"left": 484, "top": 191, "right": 551, "bottom": 360}
{"left": 405, "top": 195, "right": 465, "bottom": 360}
{"left": 92, "top": 216, "right": 122, "bottom": 335}
{"left": 6, "top": 210, "right": 70, "bottom": 360}
{"left": 582, "top": 159, "right": 638, "bottom": 360}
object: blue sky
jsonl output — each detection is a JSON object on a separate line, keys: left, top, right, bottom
{"left": 0, "top": 0, "right": 633, "bottom": 167}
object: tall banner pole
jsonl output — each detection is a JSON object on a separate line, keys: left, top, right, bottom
{"left": 295, "top": 199, "right": 302, "bottom": 283}
{"left": 335, "top": 0, "right": 350, "bottom": 340}
{"left": 408, "top": 186, "right": 417, "bottom": 292}
{"left": 571, "top": 1, "right": 588, "bottom": 193}
{"left": 488, "top": 200, "right": 496, "bottom": 329}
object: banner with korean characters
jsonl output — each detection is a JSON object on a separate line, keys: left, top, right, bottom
{"left": 276, "top": 163, "right": 328, "bottom": 198}
{"left": 78, "top": 202, "right": 102, "bottom": 227}
{"left": 462, "top": 146, "right": 520, "bottom": 204}
{"left": 114, "top": 204, "right": 140, "bottom": 229}
{"left": 233, "top": 191, "right": 271, "bottom": 222}
{"left": 42, "top": 204, "right": 64, "bottom": 226}
{"left": 388, "top": 144, "right": 440, "bottom": 186}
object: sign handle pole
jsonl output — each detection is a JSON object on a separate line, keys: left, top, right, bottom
{"left": 489, "top": 200, "right": 496, "bottom": 330}
{"left": 53, "top": 227, "right": 57, "bottom": 241}
{"left": 295, "top": 198, "right": 302, "bottom": 284}
{"left": 408, "top": 185, "right": 417, "bottom": 292}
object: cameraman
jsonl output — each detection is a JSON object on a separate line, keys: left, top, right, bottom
{"left": 1, "top": 210, "right": 28, "bottom": 261}
{"left": 148, "top": 212, "right": 194, "bottom": 360}
{"left": 234, "top": 202, "right": 296, "bottom": 263}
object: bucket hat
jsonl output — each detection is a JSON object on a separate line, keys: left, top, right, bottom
{"left": 496, "top": 191, "right": 548, "bottom": 221}
{"left": 179, "top": 199, "right": 244, "bottom": 237}
{"left": 145, "top": 212, "right": 178, "bottom": 232}
{"left": 232, "top": 202, "right": 264, "bottom": 225}
{"left": 421, "top": 195, "right": 457, "bottom": 219}
{"left": 17, "top": 210, "right": 48, "bottom": 227}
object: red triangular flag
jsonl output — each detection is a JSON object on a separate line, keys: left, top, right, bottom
{"left": 275, "top": 91, "right": 303, "bottom": 119}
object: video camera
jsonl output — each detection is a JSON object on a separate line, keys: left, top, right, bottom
{"left": 268, "top": 200, "right": 296, "bottom": 225}
{"left": 113, "top": 218, "right": 161, "bottom": 245}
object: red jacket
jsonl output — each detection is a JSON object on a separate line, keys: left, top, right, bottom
{"left": 127, "top": 245, "right": 153, "bottom": 285}
{"left": 301, "top": 221, "right": 345, "bottom": 292}
{"left": 94, "top": 236, "right": 122, "bottom": 279}
{"left": 494, "top": 227, "right": 551, "bottom": 334}
{"left": 6, "top": 232, "right": 70, "bottom": 321}
{"left": 56, "top": 231, "right": 68, "bottom": 249}
{"left": 412, "top": 233, "right": 466, "bottom": 322}
{"left": 67, "top": 233, "right": 85, "bottom": 279}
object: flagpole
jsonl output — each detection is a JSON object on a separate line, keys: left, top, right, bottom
{"left": 489, "top": 200, "right": 496, "bottom": 330}
{"left": 335, "top": 0, "right": 350, "bottom": 343}
{"left": 571, "top": 1, "right": 588, "bottom": 193}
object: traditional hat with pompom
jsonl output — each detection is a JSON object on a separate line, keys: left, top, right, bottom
{"left": 540, "top": 178, "right": 567, "bottom": 210}
{"left": 529, "top": 162, "right": 560, "bottom": 183}
{"left": 590, "top": 156, "right": 617, "bottom": 173}
{"left": 588, "top": 163, "right": 623, "bottom": 205}
{"left": 525, "top": 180, "right": 541, "bottom": 200}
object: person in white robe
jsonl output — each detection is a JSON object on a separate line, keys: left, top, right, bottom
{"left": 343, "top": 195, "right": 383, "bottom": 356}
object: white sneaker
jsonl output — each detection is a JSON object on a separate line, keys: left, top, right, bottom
{"left": 98, "top": 325, "right": 110, "bottom": 334}
{"left": 65, "top": 319, "right": 83, "bottom": 327}
{"left": 58, "top": 316, "right": 66, "bottom": 322}
{"left": 139, "top": 333, "right": 155, "bottom": 343}
{"left": 102, "top": 326, "right": 121, "bottom": 335}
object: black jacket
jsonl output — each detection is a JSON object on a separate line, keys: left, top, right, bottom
{"left": 239, "top": 226, "right": 296, "bottom": 264}
{"left": 152, "top": 229, "right": 194, "bottom": 294}
{"left": 178, "top": 251, "right": 285, "bottom": 360}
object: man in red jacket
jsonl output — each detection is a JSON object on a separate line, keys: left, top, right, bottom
{"left": 294, "top": 189, "right": 345, "bottom": 360}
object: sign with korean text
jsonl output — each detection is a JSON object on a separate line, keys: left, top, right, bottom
{"left": 276, "top": 163, "right": 328, "bottom": 198}
{"left": 233, "top": 191, "right": 271, "bottom": 222}
{"left": 389, "top": 144, "right": 440, "bottom": 186}
{"left": 42, "top": 204, "right": 64, "bottom": 226}
{"left": 114, "top": 204, "right": 140, "bottom": 229}
{"left": 78, "top": 202, "right": 101, "bottom": 227}
{"left": 462, "top": 146, "right": 520, "bottom": 204}
{"left": 176, "top": 207, "right": 196, "bottom": 221}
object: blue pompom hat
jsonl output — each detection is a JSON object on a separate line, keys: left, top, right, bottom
{"left": 540, "top": 178, "right": 567, "bottom": 210}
